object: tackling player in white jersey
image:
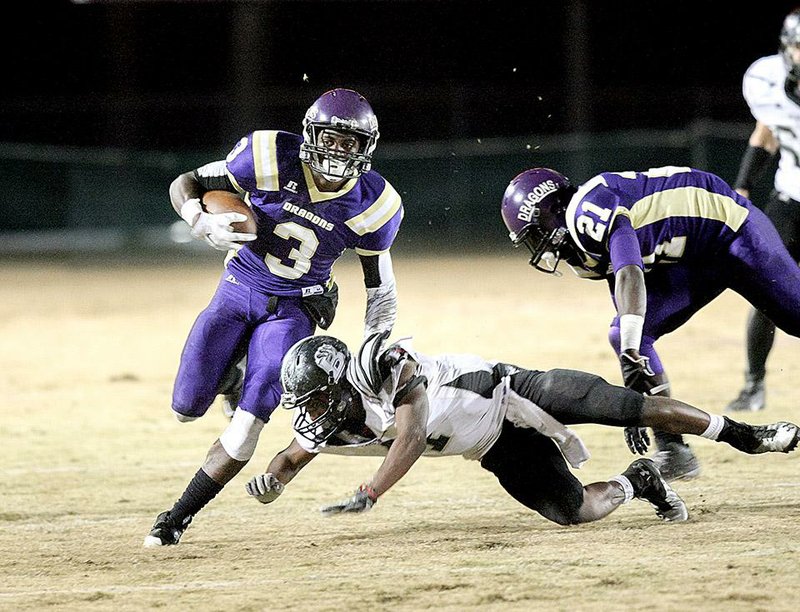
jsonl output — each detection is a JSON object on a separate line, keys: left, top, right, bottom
{"left": 243, "top": 333, "right": 798, "bottom": 526}
{"left": 726, "top": 8, "right": 800, "bottom": 413}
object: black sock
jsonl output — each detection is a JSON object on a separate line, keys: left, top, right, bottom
{"left": 169, "top": 469, "right": 224, "bottom": 523}
{"left": 745, "top": 310, "right": 774, "bottom": 380}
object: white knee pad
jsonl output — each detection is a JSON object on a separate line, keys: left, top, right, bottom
{"left": 173, "top": 410, "right": 199, "bottom": 423}
{"left": 219, "top": 409, "right": 265, "bottom": 461}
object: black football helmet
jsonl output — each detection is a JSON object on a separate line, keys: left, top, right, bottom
{"left": 780, "top": 8, "right": 800, "bottom": 79}
{"left": 500, "top": 167, "right": 577, "bottom": 274}
{"left": 280, "top": 335, "right": 352, "bottom": 444}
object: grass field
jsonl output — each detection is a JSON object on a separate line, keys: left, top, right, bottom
{"left": 1, "top": 251, "right": 798, "bottom": 611}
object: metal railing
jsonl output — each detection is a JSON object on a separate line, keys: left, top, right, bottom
{"left": 0, "top": 121, "right": 758, "bottom": 254}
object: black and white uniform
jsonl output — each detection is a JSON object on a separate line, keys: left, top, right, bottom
{"left": 743, "top": 54, "right": 800, "bottom": 258}
{"left": 292, "top": 336, "right": 645, "bottom": 524}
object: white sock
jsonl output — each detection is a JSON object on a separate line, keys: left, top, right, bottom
{"left": 608, "top": 475, "right": 634, "bottom": 503}
{"left": 700, "top": 414, "right": 725, "bottom": 440}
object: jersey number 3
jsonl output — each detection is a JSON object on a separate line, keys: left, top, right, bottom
{"left": 265, "top": 222, "right": 319, "bottom": 279}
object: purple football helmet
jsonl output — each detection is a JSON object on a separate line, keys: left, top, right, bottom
{"left": 300, "top": 88, "right": 380, "bottom": 180}
{"left": 781, "top": 9, "right": 800, "bottom": 79}
{"left": 500, "top": 168, "right": 576, "bottom": 274}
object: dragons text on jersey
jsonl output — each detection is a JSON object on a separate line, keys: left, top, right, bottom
{"left": 224, "top": 130, "right": 403, "bottom": 295}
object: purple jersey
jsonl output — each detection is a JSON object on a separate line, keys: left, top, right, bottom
{"left": 565, "top": 167, "right": 752, "bottom": 276}
{"left": 223, "top": 130, "right": 403, "bottom": 295}
{"left": 564, "top": 167, "right": 800, "bottom": 379}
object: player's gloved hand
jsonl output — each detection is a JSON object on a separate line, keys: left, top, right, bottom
{"left": 245, "top": 473, "right": 285, "bottom": 504}
{"left": 190, "top": 211, "right": 257, "bottom": 251}
{"left": 620, "top": 350, "right": 656, "bottom": 392}
{"left": 320, "top": 484, "right": 378, "bottom": 516}
{"left": 624, "top": 426, "right": 651, "bottom": 455}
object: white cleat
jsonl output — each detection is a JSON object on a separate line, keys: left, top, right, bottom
{"left": 751, "top": 422, "right": 800, "bottom": 454}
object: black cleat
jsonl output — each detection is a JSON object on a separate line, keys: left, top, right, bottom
{"left": 143, "top": 511, "right": 192, "bottom": 547}
{"left": 623, "top": 458, "right": 689, "bottom": 522}
{"left": 652, "top": 442, "right": 701, "bottom": 482}
{"left": 725, "top": 378, "right": 765, "bottom": 413}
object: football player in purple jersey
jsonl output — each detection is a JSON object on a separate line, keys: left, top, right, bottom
{"left": 144, "top": 89, "right": 404, "bottom": 547}
{"left": 726, "top": 8, "right": 800, "bottom": 413}
{"left": 242, "top": 333, "right": 798, "bottom": 526}
{"left": 500, "top": 165, "right": 800, "bottom": 481}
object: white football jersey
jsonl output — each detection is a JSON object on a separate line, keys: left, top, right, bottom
{"left": 293, "top": 337, "right": 510, "bottom": 461}
{"left": 742, "top": 54, "right": 800, "bottom": 201}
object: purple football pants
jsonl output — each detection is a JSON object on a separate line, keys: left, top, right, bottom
{"left": 609, "top": 206, "right": 800, "bottom": 376}
{"left": 171, "top": 274, "right": 314, "bottom": 422}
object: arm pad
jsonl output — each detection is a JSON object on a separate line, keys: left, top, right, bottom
{"left": 361, "top": 252, "right": 398, "bottom": 338}
{"left": 364, "top": 282, "right": 398, "bottom": 338}
{"left": 734, "top": 145, "right": 774, "bottom": 192}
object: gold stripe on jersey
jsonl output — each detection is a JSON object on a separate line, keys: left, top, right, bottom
{"left": 345, "top": 181, "right": 402, "bottom": 236}
{"left": 620, "top": 187, "right": 749, "bottom": 232}
{"left": 253, "top": 131, "right": 280, "bottom": 192}
{"left": 226, "top": 171, "right": 246, "bottom": 194}
{"left": 302, "top": 163, "right": 357, "bottom": 203}
{"left": 355, "top": 247, "right": 389, "bottom": 256}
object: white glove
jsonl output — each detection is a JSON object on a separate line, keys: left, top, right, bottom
{"left": 245, "top": 473, "right": 285, "bottom": 504}
{"left": 190, "top": 211, "right": 257, "bottom": 251}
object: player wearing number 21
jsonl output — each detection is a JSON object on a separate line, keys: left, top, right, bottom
{"left": 144, "top": 89, "right": 403, "bottom": 547}
{"left": 500, "top": 166, "right": 800, "bottom": 482}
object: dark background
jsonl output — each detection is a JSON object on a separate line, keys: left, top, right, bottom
{"left": 1, "top": 0, "right": 797, "bottom": 242}
{"left": 6, "top": 0, "right": 800, "bottom": 151}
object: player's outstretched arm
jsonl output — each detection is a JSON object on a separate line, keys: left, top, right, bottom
{"left": 367, "top": 375, "right": 429, "bottom": 498}
{"left": 321, "top": 362, "right": 428, "bottom": 515}
{"left": 245, "top": 440, "right": 316, "bottom": 504}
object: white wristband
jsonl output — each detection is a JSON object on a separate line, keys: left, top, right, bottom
{"left": 619, "top": 314, "right": 644, "bottom": 352}
{"left": 180, "top": 198, "right": 203, "bottom": 226}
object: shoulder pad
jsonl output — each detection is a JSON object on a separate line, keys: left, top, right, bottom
{"left": 347, "top": 331, "right": 390, "bottom": 396}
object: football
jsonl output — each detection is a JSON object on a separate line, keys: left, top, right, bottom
{"left": 201, "top": 190, "right": 258, "bottom": 235}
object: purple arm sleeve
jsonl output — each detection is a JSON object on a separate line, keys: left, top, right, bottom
{"left": 607, "top": 215, "right": 644, "bottom": 274}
